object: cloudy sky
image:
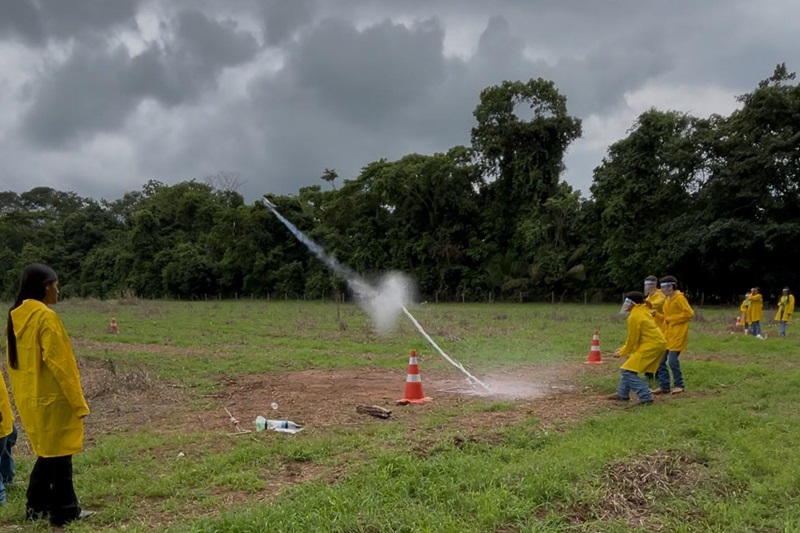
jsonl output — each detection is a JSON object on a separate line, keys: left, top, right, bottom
{"left": 1, "top": 0, "right": 798, "bottom": 202}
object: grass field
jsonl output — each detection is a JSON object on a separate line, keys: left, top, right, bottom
{"left": 1, "top": 299, "right": 799, "bottom": 532}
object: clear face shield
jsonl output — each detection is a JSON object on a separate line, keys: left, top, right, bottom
{"left": 644, "top": 280, "right": 657, "bottom": 295}
{"left": 620, "top": 297, "right": 635, "bottom": 314}
{"left": 660, "top": 281, "right": 675, "bottom": 296}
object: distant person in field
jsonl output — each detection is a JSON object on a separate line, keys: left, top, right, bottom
{"left": 775, "top": 287, "right": 795, "bottom": 337}
{"left": 608, "top": 291, "right": 666, "bottom": 407}
{"left": 5, "top": 264, "right": 94, "bottom": 526}
{"left": 746, "top": 287, "right": 764, "bottom": 339}
{"left": 740, "top": 294, "right": 751, "bottom": 334}
{"left": 652, "top": 276, "right": 694, "bottom": 395}
{"left": 643, "top": 275, "right": 665, "bottom": 381}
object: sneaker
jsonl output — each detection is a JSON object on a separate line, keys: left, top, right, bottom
{"left": 651, "top": 388, "right": 668, "bottom": 395}
{"left": 671, "top": 387, "right": 684, "bottom": 395}
{"left": 50, "top": 509, "right": 95, "bottom": 527}
{"left": 607, "top": 394, "right": 629, "bottom": 401}
{"left": 756, "top": 334, "right": 765, "bottom": 340}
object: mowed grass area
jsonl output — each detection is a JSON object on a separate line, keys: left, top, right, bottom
{"left": 1, "top": 299, "right": 799, "bottom": 532}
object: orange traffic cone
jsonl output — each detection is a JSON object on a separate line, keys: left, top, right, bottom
{"left": 396, "top": 350, "right": 431, "bottom": 405}
{"left": 110, "top": 317, "right": 119, "bottom": 334}
{"left": 585, "top": 330, "right": 603, "bottom": 364}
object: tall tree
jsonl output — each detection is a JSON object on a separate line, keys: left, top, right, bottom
{"left": 588, "top": 109, "right": 701, "bottom": 289}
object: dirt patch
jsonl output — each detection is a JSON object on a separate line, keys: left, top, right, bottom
{"left": 203, "top": 363, "right": 598, "bottom": 436}
{"left": 78, "top": 358, "right": 192, "bottom": 446}
{"left": 72, "top": 338, "right": 208, "bottom": 357}
{"left": 571, "top": 450, "right": 708, "bottom": 529}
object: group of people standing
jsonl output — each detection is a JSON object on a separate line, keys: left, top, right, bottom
{"left": 1, "top": 264, "right": 92, "bottom": 527}
{"left": 739, "top": 287, "right": 795, "bottom": 338}
{"left": 609, "top": 275, "right": 694, "bottom": 406}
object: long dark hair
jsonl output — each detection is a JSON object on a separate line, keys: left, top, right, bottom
{"left": 6, "top": 263, "right": 58, "bottom": 370}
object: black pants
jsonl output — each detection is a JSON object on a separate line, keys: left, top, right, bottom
{"left": 26, "top": 455, "right": 81, "bottom": 526}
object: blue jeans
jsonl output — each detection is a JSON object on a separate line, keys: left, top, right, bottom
{"left": 0, "top": 424, "right": 16, "bottom": 504}
{"left": 616, "top": 369, "right": 653, "bottom": 402}
{"left": 0, "top": 424, "right": 16, "bottom": 485}
{"left": 779, "top": 321, "right": 787, "bottom": 336}
{"left": 657, "top": 350, "right": 684, "bottom": 391}
{"left": 751, "top": 321, "right": 762, "bottom": 336}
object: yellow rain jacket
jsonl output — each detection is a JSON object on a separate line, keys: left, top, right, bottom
{"left": 775, "top": 294, "right": 794, "bottom": 323}
{"left": 740, "top": 299, "right": 750, "bottom": 324}
{"left": 0, "top": 375, "right": 13, "bottom": 440}
{"left": 7, "top": 299, "right": 89, "bottom": 457}
{"left": 663, "top": 291, "right": 694, "bottom": 352}
{"left": 619, "top": 305, "right": 667, "bottom": 375}
{"left": 646, "top": 289, "right": 667, "bottom": 331}
{"left": 747, "top": 293, "right": 763, "bottom": 322}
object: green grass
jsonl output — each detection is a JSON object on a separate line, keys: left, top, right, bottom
{"left": 2, "top": 299, "right": 799, "bottom": 531}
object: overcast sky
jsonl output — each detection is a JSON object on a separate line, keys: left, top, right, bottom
{"left": 1, "top": 0, "right": 798, "bottom": 202}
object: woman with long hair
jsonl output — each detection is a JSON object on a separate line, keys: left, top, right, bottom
{"left": 5, "top": 263, "right": 93, "bottom": 526}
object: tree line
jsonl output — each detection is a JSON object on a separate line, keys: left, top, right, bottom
{"left": 1, "top": 64, "right": 798, "bottom": 304}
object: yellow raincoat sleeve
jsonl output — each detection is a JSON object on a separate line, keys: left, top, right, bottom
{"left": 618, "top": 313, "right": 641, "bottom": 357}
{"left": 0, "top": 375, "right": 13, "bottom": 439}
{"left": 646, "top": 290, "right": 666, "bottom": 313}
{"left": 667, "top": 294, "right": 694, "bottom": 326}
{"left": 41, "top": 314, "right": 90, "bottom": 418}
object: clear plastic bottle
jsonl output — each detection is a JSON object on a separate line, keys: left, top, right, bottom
{"left": 266, "top": 419, "right": 301, "bottom": 430}
{"left": 254, "top": 416, "right": 302, "bottom": 432}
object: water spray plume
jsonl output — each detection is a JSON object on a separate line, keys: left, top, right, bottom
{"left": 262, "top": 197, "right": 491, "bottom": 393}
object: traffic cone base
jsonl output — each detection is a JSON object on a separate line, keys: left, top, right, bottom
{"left": 397, "top": 350, "right": 431, "bottom": 404}
{"left": 585, "top": 330, "right": 604, "bottom": 364}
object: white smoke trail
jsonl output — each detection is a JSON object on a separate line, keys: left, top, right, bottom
{"left": 264, "top": 200, "right": 490, "bottom": 392}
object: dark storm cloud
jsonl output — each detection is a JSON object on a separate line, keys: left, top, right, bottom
{"left": 20, "top": 9, "right": 259, "bottom": 147}
{"left": 261, "top": 0, "right": 316, "bottom": 45}
{"left": 0, "top": 0, "right": 143, "bottom": 45}
{"left": 285, "top": 17, "right": 446, "bottom": 125}
{"left": 236, "top": 12, "right": 672, "bottom": 196}
{"left": 0, "top": 0, "right": 43, "bottom": 45}
{"left": 1, "top": 0, "right": 799, "bottom": 201}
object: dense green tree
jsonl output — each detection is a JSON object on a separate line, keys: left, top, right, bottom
{"left": 2, "top": 70, "right": 798, "bottom": 302}
{"left": 588, "top": 109, "right": 700, "bottom": 289}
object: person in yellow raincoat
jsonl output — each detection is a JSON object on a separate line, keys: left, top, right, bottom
{"left": 652, "top": 276, "right": 694, "bottom": 395}
{"left": 739, "top": 296, "right": 751, "bottom": 334}
{"left": 643, "top": 275, "right": 666, "bottom": 380}
{"left": 5, "top": 264, "right": 93, "bottom": 526}
{"left": 0, "top": 362, "right": 14, "bottom": 505}
{"left": 745, "top": 287, "right": 764, "bottom": 338}
{"left": 775, "top": 287, "right": 795, "bottom": 337}
{"left": 608, "top": 291, "right": 667, "bottom": 406}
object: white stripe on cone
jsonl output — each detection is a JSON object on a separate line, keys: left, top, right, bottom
{"left": 406, "top": 374, "right": 422, "bottom": 382}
